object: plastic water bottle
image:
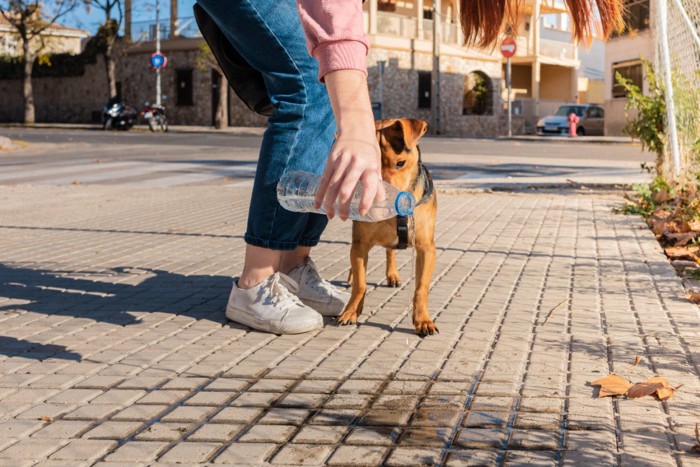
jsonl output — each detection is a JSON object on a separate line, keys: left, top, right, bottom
{"left": 277, "top": 171, "right": 415, "bottom": 221}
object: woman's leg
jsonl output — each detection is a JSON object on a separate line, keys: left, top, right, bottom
{"left": 196, "top": 0, "right": 335, "bottom": 287}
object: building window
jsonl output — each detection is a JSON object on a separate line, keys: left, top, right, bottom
{"left": 463, "top": 71, "right": 493, "bottom": 115}
{"left": 418, "top": 71, "right": 431, "bottom": 109}
{"left": 175, "top": 69, "right": 194, "bottom": 106}
{"left": 378, "top": 0, "right": 397, "bottom": 12}
{"left": 613, "top": 0, "right": 650, "bottom": 37}
{"left": 612, "top": 61, "right": 643, "bottom": 98}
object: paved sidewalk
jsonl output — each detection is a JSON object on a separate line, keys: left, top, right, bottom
{"left": 0, "top": 185, "right": 698, "bottom": 466}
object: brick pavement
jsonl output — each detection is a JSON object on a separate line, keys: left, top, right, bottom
{"left": 0, "top": 185, "right": 698, "bottom": 466}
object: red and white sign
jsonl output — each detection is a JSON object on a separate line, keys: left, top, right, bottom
{"left": 500, "top": 37, "right": 517, "bottom": 58}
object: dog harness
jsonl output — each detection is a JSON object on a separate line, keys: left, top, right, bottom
{"left": 396, "top": 159, "right": 434, "bottom": 250}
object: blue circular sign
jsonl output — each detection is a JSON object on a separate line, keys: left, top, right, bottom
{"left": 150, "top": 52, "right": 166, "bottom": 69}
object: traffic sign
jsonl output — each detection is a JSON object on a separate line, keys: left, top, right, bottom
{"left": 150, "top": 52, "right": 167, "bottom": 69}
{"left": 500, "top": 37, "right": 517, "bottom": 58}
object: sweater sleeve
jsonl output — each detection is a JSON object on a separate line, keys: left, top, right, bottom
{"left": 296, "top": 0, "right": 369, "bottom": 81}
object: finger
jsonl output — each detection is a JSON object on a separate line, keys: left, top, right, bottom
{"left": 358, "top": 171, "right": 379, "bottom": 217}
{"left": 314, "top": 165, "right": 334, "bottom": 210}
{"left": 336, "top": 169, "right": 363, "bottom": 221}
{"left": 323, "top": 161, "right": 348, "bottom": 219}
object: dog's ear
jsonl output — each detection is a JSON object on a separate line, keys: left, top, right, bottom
{"left": 376, "top": 119, "right": 428, "bottom": 154}
{"left": 399, "top": 119, "right": 428, "bottom": 148}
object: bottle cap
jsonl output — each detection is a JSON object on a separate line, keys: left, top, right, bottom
{"left": 395, "top": 192, "right": 415, "bottom": 216}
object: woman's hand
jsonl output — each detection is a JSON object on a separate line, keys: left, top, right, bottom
{"left": 314, "top": 70, "right": 382, "bottom": 221}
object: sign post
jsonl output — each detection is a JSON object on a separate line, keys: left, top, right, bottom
{"left": 500, "top": 36, "right": 517, "bottom": 138}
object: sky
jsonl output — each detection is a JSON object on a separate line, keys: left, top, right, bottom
{"left": 63, "top": 0, "right": 196, "bottom": 34}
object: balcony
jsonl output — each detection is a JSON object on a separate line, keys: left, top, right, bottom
{"left": 514, "top": 35, "right": 577, "bottom": 62}
{"left": 130, "top": 17, "right": 202, "bottom": 42}
{"left": 369, "top": 11, "right": 462, "bottom": 45}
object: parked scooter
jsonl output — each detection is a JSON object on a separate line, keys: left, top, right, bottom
{"left": 102, "top": 96, "right": 138, "bottom": 131}
{"left": 142, "top": 101, "right": 168, "bottom": 132}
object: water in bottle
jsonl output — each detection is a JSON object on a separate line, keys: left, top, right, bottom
{"left": 277, "top": 171, "right": 415, "bottom": 221}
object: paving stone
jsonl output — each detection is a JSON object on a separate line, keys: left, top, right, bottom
{"left": 0, "top": 419, "right": 45, "bottom": 438}
{"left": 160, "top": 405, "right": 216, "bottom": 423}
{"left": 453, "top": 428, "right": 507, "bottom": 449}
{"left": 327, "top": 445, "right": 388, "bottom": 465}
{"left": 135, "top": 422, "right": 193, "bottom": 441}
{"left": 81, "top": 421, "right": 142, "bottom": 439}
{"left": 229, "top": 391, "right": 281, "bottom": 407}
{"left": 514, "top": 412, "right": 561, "bottom": 430}
{"left": 508, "top": 430, "right": 560, "bottom": 450}
{"left": 239, "top": 424, "right": 296, "bottom": 443}
{"left": 444, "top": 449, "right": 499, "bottom": 465}
{"left": 276, "top": 392, "right": 327, "bottom": 408}
{"left": 337, "top": 379, "right": 383, "bottom": 394}
{"left": 410, "top": 407, "right": 463, "bottom": 427}
{"left": 46, "top": 389, "right": 103, "bottom": 405}
{"left": 346, "top": 426, "right": 401, "bottom": 446}
{"left": 111, "top": 404, "right": 169, "bottom": 422}
{"left": 210, "top": 406, "right": 263, "bottom": 424}
{"left": 292, "top": 425, "right": 348, "bottom": 444}
{"left": 183, "top": 391, "right": 234, "bottom": 406}
{"left": 385, "top": 447, "right": 442, "bottom": 466}
{"left": 400, "top": 427, "right": 452, "bottom": 447}
{"left": 258, "top": 408, "right": 311, "bottom": 425}
{"left": 270, "top": 443, "right": 333, "bottom": 465}
{"left": 157, "top": 442, "right": 221, "bottom": 463}
{"left": 0, "top": 438, "right": 65, "bottom": 460}
{"left": 504, "top": 450, "right": 557, "bottom": 465}
{"left": 463, "top": 411, "right": 510, "bottom": 428}
{"left": 103, "top": 441, "right": 168, "bottom": 463}
{"left": 358, "top": 409, "right": 412, "bottom": 426}
{"left": 16, "top": 403, "right": 77, "bottom": 420}
{"left": 213, "top": 442, "right": 278, "bottom": 464}
{"left": 187, "top": 423, "right": 243, "bottom": 442}
{"left": 48, "top": 439, "right": 117, "bottom": 462}
{"left": 63, "top": 404, "right": 122, "bottom": 420}
{"left": 31, "top": 420, "right": 93, "bottom": 439}
{"left": 136, "top": 390, "right": 188, "bottom": 405}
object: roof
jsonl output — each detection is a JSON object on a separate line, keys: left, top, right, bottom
{"left": 0, "top": 14, "right": 88, "bottom": 35}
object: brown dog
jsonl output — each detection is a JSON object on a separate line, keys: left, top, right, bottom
{"left": 338, "top": 118, "right": 438, "bottom": 336}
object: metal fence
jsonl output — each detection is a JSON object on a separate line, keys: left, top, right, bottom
{"left": 130, "top": 17, "right": 202, "bottom": 42}
{"left": 657, "top": 0, "right": 700, "bottom": 180}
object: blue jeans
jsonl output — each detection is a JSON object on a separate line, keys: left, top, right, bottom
{"left": 196, "top": 0, "right": 336, "bottom": 250}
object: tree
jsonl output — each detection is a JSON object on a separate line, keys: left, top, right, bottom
{"left": 85, "top": 0, "right": 122, "bottom": 99}
{"left": 196, "top": 41, "right": 228, "bottom": 129}
{"left": 0, "top": 0, "right": 78, "bottom": 123}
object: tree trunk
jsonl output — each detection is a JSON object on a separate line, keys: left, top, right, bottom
{"left": 214, "top": 72, "right": 228, "bottom": 129}
{"left": 22, "top": 41, "right": 35, "bottom": 124}
{"left": 104, "top": 41, "right": 118, "bottom": 99}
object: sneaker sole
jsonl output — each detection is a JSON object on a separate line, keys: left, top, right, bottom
{"left": 226, "top": 304, "right": 323, "bottom": 335}
{"left": 298, "top": 298, "right": 347, "bottom": 317}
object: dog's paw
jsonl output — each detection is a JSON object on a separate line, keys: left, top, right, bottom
{"left": 386, "top": 273, "right": 401, "bottom": 287}
{"left": 414, "top": 319, "right": 439, "bottom": 337}
{"left": 337, "top": 309, "right": 359, "bottom": 326}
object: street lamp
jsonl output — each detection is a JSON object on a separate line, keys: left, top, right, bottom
{"left": 155, "top": 0, "right": 161, "bottom": 106}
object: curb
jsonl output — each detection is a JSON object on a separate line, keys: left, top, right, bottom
{"left": 497, "top": 135, "right": 638, "bottom": 145}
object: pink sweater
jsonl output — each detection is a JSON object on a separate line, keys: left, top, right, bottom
{"left": 296, "top": 0, "right": 369, "bottom": 81}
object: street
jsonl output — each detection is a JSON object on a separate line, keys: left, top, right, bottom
{"left": 0, "top": 127, "right": 653, "bottom": 189}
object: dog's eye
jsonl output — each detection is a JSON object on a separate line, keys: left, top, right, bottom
{"left": 395, "top": 160, "right": 406, "bottom": 169}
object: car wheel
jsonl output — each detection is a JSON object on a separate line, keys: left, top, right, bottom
{"left": 576, "top": 126, "right": 585, "bottom": 136}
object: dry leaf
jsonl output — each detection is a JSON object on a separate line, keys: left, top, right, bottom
{"left": 633, "top": 356, "right": 642, "bottom": 367}
{"left": 655, "top": 386, "right": 676, "bottom": 401}
{"left": 39, "top": 416, "right": 53, "bottom": 422}
{"left": 626, "top": 382, "right": 665, "bottom": 399}
{"left": 591, "top": 374, "right": 632, "bottom": 397}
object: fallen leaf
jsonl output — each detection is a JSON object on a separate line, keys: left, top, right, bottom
{"left": 633, "top": 356, "right": 642, "bottom": 367}
{"left": 626, "top": 381, "right": 665, "bottom": 399}
{"left": 72, "top": 180, "right": 81, "bottom": 185}
{"left": 39, "top": 416, "right": 53, "bottom": 422}
{"left": 541, "top": 298, "right": 569, "bottom": 326}
{"left": 591, "top": 374, "right": 632, "bottom": 397}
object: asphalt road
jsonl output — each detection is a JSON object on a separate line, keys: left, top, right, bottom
{"left": 0, "top": 127, "right": 654, "bottom": 188}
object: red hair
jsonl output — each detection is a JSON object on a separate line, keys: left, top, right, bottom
{"left": 460, "top": 0, "right": 624, "bottom": 47}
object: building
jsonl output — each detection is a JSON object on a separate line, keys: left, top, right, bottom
{"left": 0, "top": 1, "right": 591, "bottom": 136}
{"left": 0, "top": 15, "right": 88, "bottom": 56}
{"left": 604, "top": 0, "right": 654, "bottom": 136}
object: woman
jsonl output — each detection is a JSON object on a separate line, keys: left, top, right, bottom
{"left": 198, "top": 0, "right": 623, "bottom": 335}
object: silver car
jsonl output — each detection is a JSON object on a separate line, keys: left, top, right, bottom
{"left": 536, "top": 104, "right": 605, "bottom": 136}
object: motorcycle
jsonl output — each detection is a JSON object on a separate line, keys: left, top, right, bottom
{"left": 142, "top": 102, "right": 168, "bottom": 132}
{"left": 102, "top": 97, "right": 138, "bottom": 131}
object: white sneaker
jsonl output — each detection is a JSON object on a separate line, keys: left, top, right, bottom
{"left": 226, "top": 272, "right": 323, "bottom": 335}
{"left": 286, "top": 258, "right": 350, "bottom": 317}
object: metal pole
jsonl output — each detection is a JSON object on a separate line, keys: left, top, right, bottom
{"left": 378, "top": 60, "right": 385, "bottom": 119}
{"left": 431, "top": 3, "right": 441, "bottom": 134}
{"left": 658, "top": 0, "right": 681, "bottom": 178}
{"left": 155, "top": 0, "right": 162, "bottom": 106}
{"left": 507, "top": 56, "right": 512, "bottom": 138}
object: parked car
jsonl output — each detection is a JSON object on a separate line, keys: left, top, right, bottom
{"left": 536, "top": 104, "right": 605, "bottom": 136}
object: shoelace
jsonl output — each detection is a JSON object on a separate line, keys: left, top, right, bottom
{"left": 266, "top": 274, "right": 304, "bottom": 309}
{"left": 305, "top": 261, "right": 335, "bottom": 294}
